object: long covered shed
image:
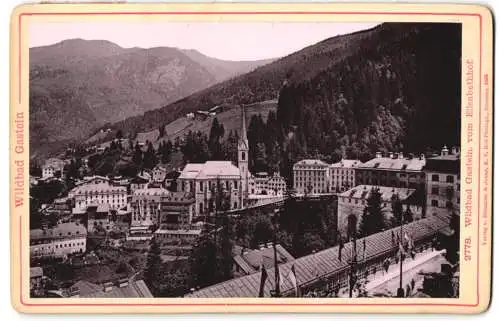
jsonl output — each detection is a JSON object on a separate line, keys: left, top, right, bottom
{"left": 186, "top": 213, "right": 450, "bottom": 298}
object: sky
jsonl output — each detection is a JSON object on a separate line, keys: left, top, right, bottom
{"left": 29, "top": 21, "right": 379, "bottom": 61}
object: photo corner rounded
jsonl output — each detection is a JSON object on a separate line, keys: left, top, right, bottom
{"left": 10, "top": 294, "right": 32, "bottom": 315}
{"left": 471, "top": 292, "right": 493, "bottom": 315}
{"left": 472, "top": 3, "right": 495, "bottom": 27}
{"left": 10, "top": 3, "right": 34, "bottom": 24}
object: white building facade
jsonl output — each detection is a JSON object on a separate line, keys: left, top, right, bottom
{"left": 337, "top": 185, "right": 423, "bottom": 236}
{"left": 249, "top": 172, "right": 287, "bottom": 196}
{"left": 152, "top": 166, "right": 167, "bottom": 183}
{"left": 329, "top": 159, "right": 362, "bottom": 193}
{"left": 30, "top": 223, "right": 87, "bottom": 259}
{"left": 41, "top": 158, "right": 66, "bottom": 179}
{"left": 69, "top": 182, "right": 128, "bottom": 212}
{"left": 130, "top": 188, "right": 170, "bottom": 227}
{"left": 178, "top": 161, "right": 243, "bottom": 216}
{"left": 424, "top": 146, "right": 460, "bottom": 216}
{"left": 293, "top": 159, "right": 330, "bottom": 194}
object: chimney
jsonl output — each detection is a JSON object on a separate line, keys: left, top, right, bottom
{"left": 118, "top": 278, "right": 129, "bottom": 288}
{"left": 375, "top": 152, "right": 382, "bottom": 158}
{"left": 441, "top": 145, "right": 449, "bottom": 156}
{"left": 103, "top": 282, "right": 114, "bottom": 292}
{"left": 398, "top": 152, "right": 404, "bottom": 159}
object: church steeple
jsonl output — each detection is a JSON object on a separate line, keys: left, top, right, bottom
{"left": 239, "top": 104, "right": 248, "bottom": 148}
{"left": 238, "top": 105, "right": 249, "bottom": 202}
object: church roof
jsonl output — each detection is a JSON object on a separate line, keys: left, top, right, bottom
{"left": 179, "top": 161, "right": 241, "bottom": 180}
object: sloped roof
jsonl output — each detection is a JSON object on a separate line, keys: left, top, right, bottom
{"left": 30, "top": 267, "right": 43, "bottom": 278}
{"left": 293, "top": 159, "right": 329, "bottom": 168}
{"left": 358, "top": 157, "right": 425, "bottom": 171}
{"left": 233, "top": 244, "right": 295, "bottom": 275}
{"left": 71, "top": 280, "right": 102, "bottom": 296}
{"left": 30, "top": 222, "right": 87, "bottom": 241}
{"left": 72, "top": 280, "right": 153, "bottom": 298}
{"left": 133, "top": 188, "right": 169, "bottom": 197}
{"left": 178, "top": 163, "right": 205, "bottom": 179}
{"left": 71, "top": 183, "right": 126, "bottom": 194}
{"left": 187, "top": 213, "right": 450, "bottom": 298}
{"left": 330, "top": 159, "right": 362, "bottom": 168}
{"left": 423, "top": 154, "right": 460, "bottom": 174}
{"left": 43, "top": 158, "right": 65, "bottom": 169}
{"left": 153, "top": 165, "right": 167, "bottom": 172}
{"left": 179, "top": 161, "right": 241, "bottom": 180}
{"left": 338, "top": 185, "right": 416, "bottom": 202}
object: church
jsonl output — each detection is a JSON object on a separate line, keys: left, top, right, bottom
{"left": 177, "top": 105, "right": 253, "bottom": 217}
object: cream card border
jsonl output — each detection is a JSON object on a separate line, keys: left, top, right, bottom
{"left": 10, "top": 2, "right": 493, "bottom": 314}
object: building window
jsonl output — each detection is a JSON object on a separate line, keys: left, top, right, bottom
{"left": 431, "top": 200, "right": 439, "bottom": 207}
{"left": 241, "top": 151, "right": 246, "bottom": 161}
{"left": 431, "top": 187, "right": 439, "bottom": 195}
{"left": 446, "top": 175, "right": 454, "bottom": 183}
{"left": 432, "top": 174, "right": 439, "bottom": 182}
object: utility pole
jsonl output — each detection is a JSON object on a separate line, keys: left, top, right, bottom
{"left": 396, "top": 214, "right": 405, "bottom": 298}
{"left": 348, "top": 233, "right": 358, "bottom": 298}
{"left": 271, "top": 209, "right": 281, "bottom": 297}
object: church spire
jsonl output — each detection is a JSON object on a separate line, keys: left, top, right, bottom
{"left": 240, "top": 104, "right": 248, "bottom": 144}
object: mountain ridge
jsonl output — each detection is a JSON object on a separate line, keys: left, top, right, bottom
{"left": 29, "top": 38, "right": 275, "bottom": 157}
{"left": 109, "top": 22, "right": 460, "bottom": 158}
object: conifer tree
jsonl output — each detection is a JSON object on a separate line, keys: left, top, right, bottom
{"left": 208, "top": 118, "right": 224, "bottom": 160}
{"left": 391, "top": 194, "right": 404, "bottom": 225}
{"left": 403, "top": 205, "right": 414, "bottom": 223}
{"left": 132, "top": 142, "right": 143, "bottom": 166}
{"left": 189, "top": 235, "right": 219, "bottom": 288}
{"left": 359, "top": 188, "right": 384, "bottom": 236}
{"left": 143, "top": 142, "right": 157, "bottom": 169}
{"left": 158, "top": 125, "right": 166, "bottom": 138}
{"left": 144, "top": 238, "right": 163, "bottom": 295}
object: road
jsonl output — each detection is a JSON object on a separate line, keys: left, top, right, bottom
{"left": 367, "top": 250, "right": 448, "bottom": 297}
{"left": 335, "top": 249, "right": 448, "bottom": 298}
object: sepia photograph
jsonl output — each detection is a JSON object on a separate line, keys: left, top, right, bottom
{"left": 25, "top": 19, "right": 463, "bottom": 301}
